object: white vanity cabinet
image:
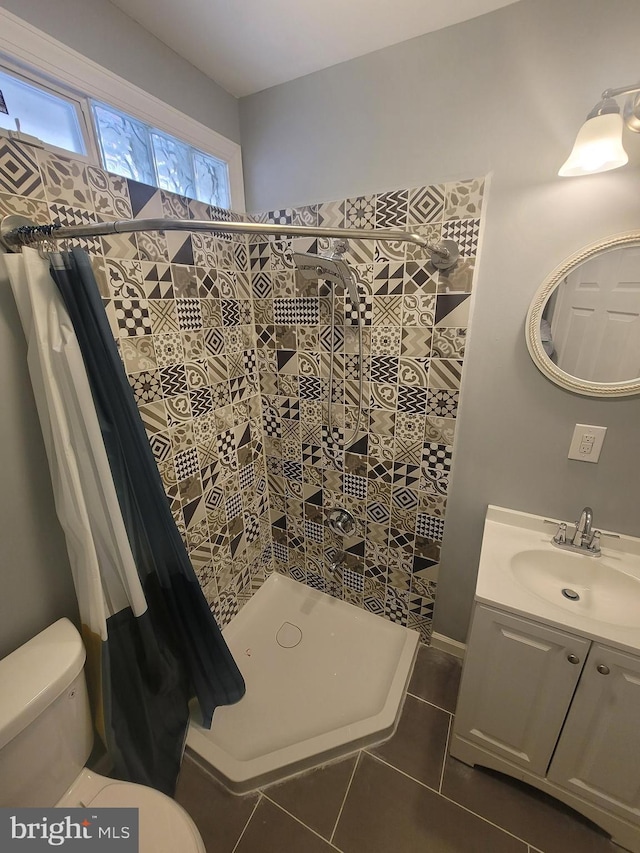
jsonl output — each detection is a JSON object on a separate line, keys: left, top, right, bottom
{"left": 450, "top": 603, "right": 640, "bottom": 852}
{"left": 547, "top": 642, "right": 640, "bottom": 823}
{"left": 451, "top": 605, "right": 590, "bottom": 775}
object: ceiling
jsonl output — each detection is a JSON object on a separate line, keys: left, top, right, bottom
{"left": 110, "top": 0, "right": 521, "bottom": 98}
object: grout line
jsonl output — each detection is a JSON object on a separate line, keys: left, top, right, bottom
{"left": 364, "top": 751, "right": 441, "bottom": 797}
{"left": 230, "top": 793, "right": 262, "bottom": 853}
{"left": 365, "top": 752, "right": 532, "bottom": 847}
{"left": 262, "top": 793, "right": 346, "bottom": 852}
{"left": 406, "top": 689, "right": 455, "bottom": 714}
{"left": 329, "top": 751, "right": 361, "bottom": 845}
{"left": 438, "top": 712, "right": 453, "bottom": 794}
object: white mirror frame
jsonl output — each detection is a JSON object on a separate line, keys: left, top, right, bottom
{"left": 525, "top": 230, "right": 640, "bottom": 398}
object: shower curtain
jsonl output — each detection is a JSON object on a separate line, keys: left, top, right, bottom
{"left": 5, "top": 247, "right": 244, "bottom": 796}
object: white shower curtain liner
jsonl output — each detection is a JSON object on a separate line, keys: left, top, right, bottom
{"left": 5, "top": 248, "right": 147, "bottom": 643}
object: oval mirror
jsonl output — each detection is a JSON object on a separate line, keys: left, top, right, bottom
{"left": 526, "top": 231, "right": 640, "bottom": 397}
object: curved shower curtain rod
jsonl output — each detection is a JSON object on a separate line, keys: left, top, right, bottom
{"left": 0, "top": 215, "right": 460, "bottom": 269}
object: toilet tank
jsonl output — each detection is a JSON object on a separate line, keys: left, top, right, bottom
{"left": 0, "top": 618, "right": 94, "bottom": 807}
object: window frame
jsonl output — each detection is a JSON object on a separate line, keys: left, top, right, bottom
{"left": 0, "top": 58, "right": 100, "bottom": 165}
{"left": 0, "top": 8, "right": 245, "bottom": 211}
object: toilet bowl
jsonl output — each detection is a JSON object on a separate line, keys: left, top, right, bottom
{"left": 0, "top": 618, "right": 205, "bottom": 853}
{"left": 57, "top": 769, "right": 205, "bottom": 853}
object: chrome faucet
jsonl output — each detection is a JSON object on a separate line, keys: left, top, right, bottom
{"left": 549, "top": 506, "right": 601, "bottom": 556}
{"left": 572, "top": 506, "right": 593, "bottom": 547}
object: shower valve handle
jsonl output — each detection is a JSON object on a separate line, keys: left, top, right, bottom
{"left": 327, "top": 508, "right": 356, "bottom": 536}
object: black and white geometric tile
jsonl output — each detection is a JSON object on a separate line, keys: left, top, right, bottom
{"left": 397, "top": 385, "right": 428, "bottom": 414}
{"left": 177, "top": 299, "right": 203, "bottom": 331}
{"left": 274, "top": 298, "right": 320, "bottom": 325}
{"left": 142, "top": 262, "right": 173, "bottom": 299}
{"left": 175, "top": 447, "right": 199, "bottom": 481}
{"left": 408, "top": 184, "right": 444, "bottom": 224}
{"left": 416, "top": 513, "right": 445, "bottom": 541}
{"left": 345, "top": 293, "right": 373, "bottom": 326}
{"left": 266, "top": 208, "right": 293, "bottom": 225}
{"left": 422, "top": 442, "right": 453, "bottom": 471}
{"left": 221, "top": 299, "right": 241, "bottom": 327}
{"left": 114, "top": 299, "right": 153, "bottom": 337}
{"left": 0, "top": 140, "right": 44, "bottom": 198}
{"left": 344, "top": 195, "right": 375, "bottom": 229}
{"left": 370, "top": 355, "right": 399, "bottom": 384}
{"left": 384, "top": 586, "right": 408, "bottom": 625}
{"left": 343, "top": 473, "right": 367, "bottom": 499}
{"left": 442, "top": 219, "right": 480, "bottom": 257}
{"left": 129, "top": 370, "right": 162, "bottom": 404}
{"left": 426, "top": 389, "right": 459, "bottom": 418}
{"left": 376, "top": 190, "right": 408, "bottom": 229}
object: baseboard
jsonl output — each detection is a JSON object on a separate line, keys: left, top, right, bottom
{"left": 430, "top": 631, "right": 466, "bottom": 659}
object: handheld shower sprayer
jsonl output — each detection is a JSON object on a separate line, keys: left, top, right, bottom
{"left": 292, "top": 240, "right": 364, "bottom": 452}
{"left": 292, "top": 248, "right": 361, "bottom": 308}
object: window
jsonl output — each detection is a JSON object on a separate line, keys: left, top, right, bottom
{"left": 0, "top": 67, "right": 92, "bottom": 158}
{"left": 0, "top": 56, "right": 235, "bottom": 211}
{"left": 92, "top": 102, "right": 231, "bottom": 208}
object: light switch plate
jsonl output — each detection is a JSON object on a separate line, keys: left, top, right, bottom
{"left": 568, "top": 424, "right": 607, "bottom": 463}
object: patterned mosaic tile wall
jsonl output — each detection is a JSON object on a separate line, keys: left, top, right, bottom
{"left": 0, "top": 138, "right": 273, "bottom": 627}
{"left": 250, "top": 180, "right": 484, "bottom": 642}
{"left": 1, "top": 135, "right": 485, "bottom": 643}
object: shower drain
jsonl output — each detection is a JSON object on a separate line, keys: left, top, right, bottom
{"left": 276, "top": 621, "right": 303, "bottom": 648}
{"left": 561, "top": 588, "right": 581, "bottom": 601}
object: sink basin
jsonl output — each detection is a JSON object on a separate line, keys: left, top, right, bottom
{"left": 475, "top": 506, "right": 640, "bottom": 653}
{"left": 509, "top": 549, "right": 640, "bottom": 628}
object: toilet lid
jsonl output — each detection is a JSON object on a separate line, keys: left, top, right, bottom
{"left": 87, "top": 782, "right": 204, "bottom": 853}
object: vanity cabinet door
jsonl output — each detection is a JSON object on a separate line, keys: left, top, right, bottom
{"left": 452, "top": 605, "right": 590, "bottom": 776}
{"left": 547, "top": 643, "right": 640, "bottom": 823}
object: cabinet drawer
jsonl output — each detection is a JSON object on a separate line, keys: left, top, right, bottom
{"left": 453, "top": 605, "right": 590, "bottom": 776}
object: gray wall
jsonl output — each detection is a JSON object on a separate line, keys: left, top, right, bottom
{"left": 0, "top": 254, "right": 78, "bottom": 658}
{"left": 240, "top": 0, "right": 640, "bottom": 641}
{"left": 0, "top": 0, "right": 240, "bottom": 143}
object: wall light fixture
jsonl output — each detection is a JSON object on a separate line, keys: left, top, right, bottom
{"left": 559, "top": 82, "right": 640, "bottom": 177}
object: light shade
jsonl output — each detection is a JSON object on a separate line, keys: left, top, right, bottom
{"left": 559, "top": 112, "right": 628, "bottom": 177}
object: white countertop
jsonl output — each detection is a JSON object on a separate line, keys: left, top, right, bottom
{"left": 475, "top": 506, "right": 640, "bottom": 655}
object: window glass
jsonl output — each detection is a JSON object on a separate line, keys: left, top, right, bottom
{"left": 0, "top": 69, "right": 86, "bottom": 154}
{"left": 150, "top": 130, "right": 195, "bottom": 197}
{"left": 93, "top": 101, "right": 231, "bottom": 208}
{"left": 194, "top": 150, "right": 230, "bottom": 209}
{"left": 92, "top": 103, "right": 155, "bottom": 185}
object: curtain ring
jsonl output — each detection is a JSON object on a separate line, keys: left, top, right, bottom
{"left": 33, "top": 229, "right": 48, "bottom": 260}
{"left": 37, "top": 233, "right": 56, "bottom": 260}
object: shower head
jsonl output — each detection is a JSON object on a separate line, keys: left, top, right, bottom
{"left": 292, "top": 252, "right": 361, "bottom": 309}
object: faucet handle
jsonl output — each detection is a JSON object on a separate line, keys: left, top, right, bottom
{"left": 587, "top": 530, "right": 602, "bottom": 555}
{"left": 553, "top": 522, "right": 567, "bottom": 545}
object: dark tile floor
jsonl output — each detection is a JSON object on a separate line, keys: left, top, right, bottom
{"left": 175, "top": 645, "right": 623, "bottom": 853}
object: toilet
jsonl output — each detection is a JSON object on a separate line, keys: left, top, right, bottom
{"left": 0, "top": 618, "right": 205, "bottom": 853}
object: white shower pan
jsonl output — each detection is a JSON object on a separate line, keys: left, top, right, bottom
{"left": 187, "top": 573, "right": 419, "bottom": 793}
